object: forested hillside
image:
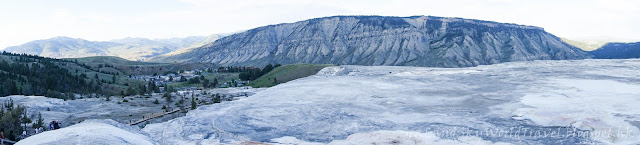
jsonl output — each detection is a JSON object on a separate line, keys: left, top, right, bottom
{"left": 0, "top": 51, "right": 144, "bottom": 98}
{"left": 589, "top": 42, "right": 640, "bottom": 59}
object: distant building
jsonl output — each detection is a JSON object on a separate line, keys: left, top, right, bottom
{"left": 179, "top": 72, "right": 195, "bottom": 78}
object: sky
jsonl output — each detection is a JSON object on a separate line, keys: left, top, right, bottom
{"left": 1, "top": 0, "right": 639, "bottom": 49}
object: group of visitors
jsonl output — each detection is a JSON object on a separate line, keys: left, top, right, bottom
{"left": 33, "top": 127, "right": 44, "bottom": 134}
{"left": 49, "top": 120, "right": 61, "bottom": 130}
{"left": 0, "top": 121, "right": 63, "bottom": 141}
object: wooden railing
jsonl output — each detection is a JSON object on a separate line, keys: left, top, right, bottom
{"left": 1, "top": 139, "right": 17, "bottom": 145}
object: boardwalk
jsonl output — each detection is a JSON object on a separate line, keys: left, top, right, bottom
{"left": 129, "top": 94, "right": 233, "bottom": 126}
{"left": 129, "top": 106, "right": 192, "bottom": 126}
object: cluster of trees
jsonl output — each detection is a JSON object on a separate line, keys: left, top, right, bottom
{"left": 202, "top": 78, "right": 218, "bottom": 88}
{"left": 187, "top": 76, "right": 202, "bottom": 84}
{"left": 238, "top": 64, "right": 280, "bottom": 81}
{"left": 212, "top": 94, "right": 222, "bottom": 103}
{"left": 0, "top": 52, "right": 118, "bottom": 98}
{"left": 217, "top": 64, "right": 280, "bottom": 73}
{"left": 96, "top": 63, "right": 115, "bottom": 68}
{"left": 205, "top": 68, "right": 215, "bottom": 73}
{"left": 0, "top": 99, "right": 43, "bottom": 141}
{"left": 183, "top": 75, "right": 219, "bottom": 89}
{"left": 164, "top": 64, "right": 280, "bottom": 89}
{"left": 122, "top": 81, "right": 166, "bottom": 96}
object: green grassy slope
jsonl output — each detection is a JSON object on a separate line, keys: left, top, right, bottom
{"left": 66, "top": 56, "right": 216, "bottom": 75}
{"left": 250, "top": 64, "right": 334, "bottom": 88}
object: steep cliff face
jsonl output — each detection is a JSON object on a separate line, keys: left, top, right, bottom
{"left": 589, "top": 42, "right": 640, "bottom": 59}
{"left": 158, "top": 16, "right": 591, "bottom": 67}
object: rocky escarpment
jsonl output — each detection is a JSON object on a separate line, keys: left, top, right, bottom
{"left": 156, "top": 15, "right": 591, "bottom": 67}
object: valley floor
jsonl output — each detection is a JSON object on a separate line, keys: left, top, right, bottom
{"left": 10, "top": 59, "right": 640, "bottom": 145}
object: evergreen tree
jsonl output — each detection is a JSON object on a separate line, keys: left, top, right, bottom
{"left": 178, "top": 96, "right": 185, "bottom": 105}
{"left": 32, "top": 112, "right": 44, "bottom": 128}
{"left": 202, "top": 79, "right": 210, "bottom": 88}
{"left": 112, "top": 75, "right": 116, "bottom": 83}
{"left": 213, "top": 94, "right": 221, "bottom": 103}
{"left": 212, "top": 78, "right": 218, "bottom": 88}
{"left": 191, "top": 97, "right": 196, "bottom": 110}
{"left": 10, "top": 81, "right": 19, "bottom": 95}
{"left": 139, "top": 85, "right": 146, "bottom": 95}
{"left": 239, "top": 72, "right": 249, "bottom": 81}
{"left": 165, "top": 85, "right": 175, "bottom": 93}
{"left": 163, "top": 92, "right": 173, "bottom": 103}
{"left": 126, "top": 86, "right": 136, "bottom": 96}
{"left": 21, "top": 111, "right": 32, "bottom": 130}
{"left": 262, "top": 64, "right": 274, "bottom": 75}
{"left": 148, "top": 81, "right": 159, "bottom": 93}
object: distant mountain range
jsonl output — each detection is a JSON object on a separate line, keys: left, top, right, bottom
{"left": 589, "top": 42, "right": 640, "bottom": 59}
{"left": 2, "top": 34, "right": 227, "bottom": 61}
{"left": 558, "top": 37, "right": 640, "bottom": 59}
{"left": 560, "top": 38, "right": 609, "bottom": 51}
{"left": 558, "top": 38, "right": 640, "bottom": 59}
{"left": 153, "top": 15, "right": 591, "bottom": 67}
{"left": 148, "top": 34, "right": 228, "bottom": 61}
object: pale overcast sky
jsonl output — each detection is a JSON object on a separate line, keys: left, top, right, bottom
{"left": 1, "top": 0, "right": 639, "bottom": 49}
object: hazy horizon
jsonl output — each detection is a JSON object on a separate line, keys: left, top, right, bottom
{"left": 1, "top": 0, "right": 639, "bottom": 49}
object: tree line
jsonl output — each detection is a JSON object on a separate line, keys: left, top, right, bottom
{"left": 238, "top": 64, "right": 281, "bottom": 81}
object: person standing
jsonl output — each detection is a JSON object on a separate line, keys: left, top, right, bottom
{"left": 53, "top": 121, "right": 60, "bottom": 130}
